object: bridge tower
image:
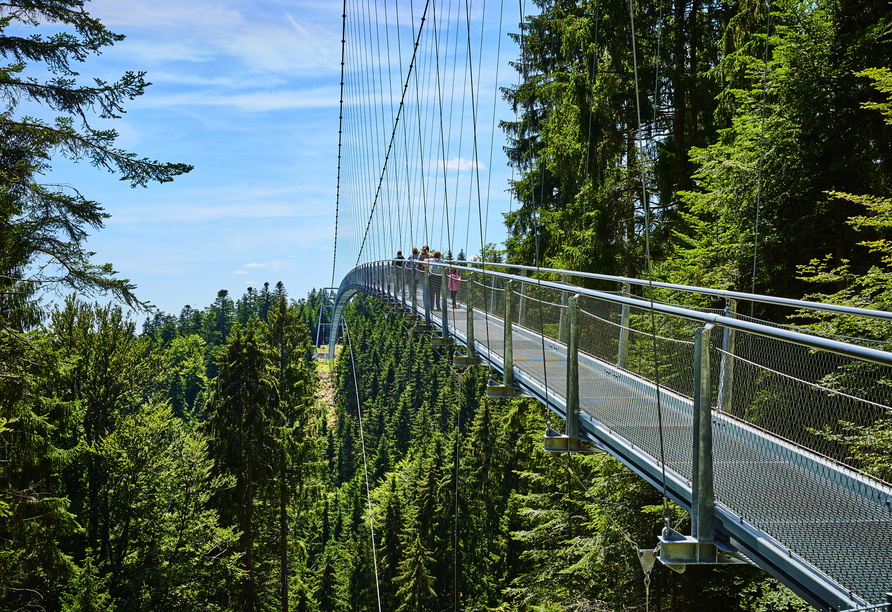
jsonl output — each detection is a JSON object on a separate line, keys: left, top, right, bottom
{"left": 315, "top": 287, "right": 339, "bottom": 359}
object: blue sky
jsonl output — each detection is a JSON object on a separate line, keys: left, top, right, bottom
{"left": 40, "top": 0, "right": 521, "bottom": 315}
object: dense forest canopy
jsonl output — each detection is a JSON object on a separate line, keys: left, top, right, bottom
{"left": 503, "top": 0, "right": 892, "bottom": 308}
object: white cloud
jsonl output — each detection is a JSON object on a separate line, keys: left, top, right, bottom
{"left": 245, "top": 280, "right": 258, "bottom": 285}
{"left": 89, "top": 0, "right": 340, "bottom": 76}
{"left": 234, "top": 270, "right": 248, "bottom": 274}
{"left": 244, "top": 263, "right": 266, "bottom": 268}
{"left": 440, "top": 157, "right": 486, "bottom": 171}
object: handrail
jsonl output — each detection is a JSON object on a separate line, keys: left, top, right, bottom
{"left": 359, "top": 260, "right": 892, "bottom": 368}
{"left": 432, "top": 259, "right": 892, "bottom": 323}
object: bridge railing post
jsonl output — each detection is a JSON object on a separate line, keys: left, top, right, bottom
{"left": 504, "top": 280, "right": 515, "bottom": 388}
{"left": 401, "top": 264, "right": 406, "bottom": 310}
{"left": 558, "top": 274, "right": 569, "bottom": 342}
{"left": 466, "top": 274, "right": 475, "bottom": 351}
{"left": 411, "top": 266, "right": 418, "bottom": 318}
{"left": 618, "top": 282, "right": 631, "bottom": 369}
{"left": 692, "top": 323, "right": 715, "bottom": 544}
{"left": 717, "top": 298, "right": 737, "bottom": 413}
{"left": 566, "top": 294, "right": 580, "bottom": 440}
{"left": 518, "top": 271, "right": 527, "bottom": 328}
{"left": 388, "top": 262, "right": 394, "bottom": 301}
{"left": 441, "top": 265, "right": 449, "bottom": 338}
{"left": 424, "top": 266, "right": 432, "bottom": 328}
{"left": 454, "top": 271, "right": 479, "bottom": 366}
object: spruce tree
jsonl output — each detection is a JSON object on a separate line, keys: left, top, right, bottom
{"left": 204, "top": 321, "right": 281, "bottom": 611}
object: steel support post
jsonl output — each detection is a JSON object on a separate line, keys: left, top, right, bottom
{"left": 455, "top": 273, "right": 480, "bottom": 365}
{"left": 558, "top": 275, "right": 569, "bottom": 343}
{"left": 692, "top": 323, "right": 715, "bottom": 543}
{"left": 618, "top": 282, "right": 631, "bottom": 369}
{"left": 518, "top": 272, "right": 527, "bottom": 327}
{"left": 432, "top": 265, "right": 454, "bottom": 346}
{"left": 401, "top": 265, "right": 406, "bottom": 310}
{"left": 543, "top": 293, "right": 599, "bottom": 452}
{"left": 504, "top": 280, "right": 515, "bottom": 388}
{"left": 411, "top": 268, "right": 418, "bottom": 318}
{"left": 441, "top": 266, "right": 449, "bottom": 336}
{"left": 566, "top": 294, "right": 580, "bottom": 440}
{"left": 424, "top": 267, "right": 432, "bottom": 328}
{"left": 717, "top": 299, "right": 737, "bottom": 412}
{"left": 467, "top": 274, "right": 475, "bottom": 348}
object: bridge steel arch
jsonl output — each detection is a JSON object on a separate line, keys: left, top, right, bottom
{"left": 325, "top": 260, "right": 892, "bottom": 612}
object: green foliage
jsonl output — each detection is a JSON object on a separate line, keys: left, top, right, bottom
{"left": 61, "top": 551, "right": 114, "bottom": 612}
{"left": 87, "top": 401, "right": 239, "bottom": 611}
{"left": 0, "top": 0, "right": 191, "bottom": 310}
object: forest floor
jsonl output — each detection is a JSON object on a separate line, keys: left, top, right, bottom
{"left": 314, "top": 359, "right": 337, "bottom": 424}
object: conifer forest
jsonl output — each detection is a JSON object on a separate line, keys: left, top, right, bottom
{"left": 2, "top": 0, "right": 892, "bottom": 610}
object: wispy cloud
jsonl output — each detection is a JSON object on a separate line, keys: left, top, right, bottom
{"left": 245, "top": 280, "right": 258, "bottom": 285}
{"left": 244, "top": 263, "right": 266, "bottom": 268}
{"left": 90, "top": 0, "right": 340, "bottom": 76}
{"left": 234, "top": 270, "right": 248, "bottom": 274}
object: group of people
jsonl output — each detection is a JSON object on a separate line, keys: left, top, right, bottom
{"left": 391, "top": 246, "right": 461, "bottom": 309}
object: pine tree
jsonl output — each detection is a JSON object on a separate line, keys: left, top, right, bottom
{"left": 61, "top": 551, "right": 114, "bottom": 612}
{"left": 204, "top": 321, "right": 281, "bottom": 611}
{"left": 394, "top": 534, "right": 436, "bottom": 612}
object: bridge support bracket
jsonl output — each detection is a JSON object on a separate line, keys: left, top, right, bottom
{"left": 656, "top": 525, "right": 749, "bottom": 574}
{"left": 453, "top": 354, "right": 481, "bottom": 367}
{"left": 486, "top": 380, "right": 530, "bottom": 398}
{"left": 431, "top": 336, "right": 455, "bottom": 347}
{"left": 543, "top": 428, "right": 602, "bottom": 454}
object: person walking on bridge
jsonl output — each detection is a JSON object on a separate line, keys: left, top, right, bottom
{"left": 428, "top": 250, "right": 444, "bottom": 310}
{"left": 448, "top": 268, "right": 461, "bottom": 309}
{"left": 406, "top": 247, "right": 420, "bottom": 268}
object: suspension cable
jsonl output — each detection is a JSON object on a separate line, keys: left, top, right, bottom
{"left": 580, "top": 0, "right": 602, "bottom": 269}
{"left": 751, "top": 0, "right": 772, "bottom": 315}
{"left": 533, "top": 15, "right": 555, "bottom": 427}
{"left": 628, "top": 0, "right": 670, "bottom": 516}
{"left": 343, "top": 314, "right": 383, "bottom": 612}
{"left": 356, "top": 0, "right": 432, "bottom": 265}
{"left": 332, "top": 0, "right": 348, "bottom": 288}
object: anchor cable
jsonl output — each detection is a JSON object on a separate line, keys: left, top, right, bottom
{"left": 751, "top": 0, "right": 772, "bottom": 315}
{"left": 343, "top": 314, "right": 383, "bottom": 612}
{"left": 628, "top": 0, "right": 670, "bottom": 518}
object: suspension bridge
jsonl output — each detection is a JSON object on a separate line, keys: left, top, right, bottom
{"left": 319, "top": 0, "right": 892, "bottom": 609}
{"left": 318, "top": 262, "right": 892, "bottom": 612}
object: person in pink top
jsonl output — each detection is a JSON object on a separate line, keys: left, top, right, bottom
{"left": 448, "top": 268, "right": 461, "bottom": 308}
